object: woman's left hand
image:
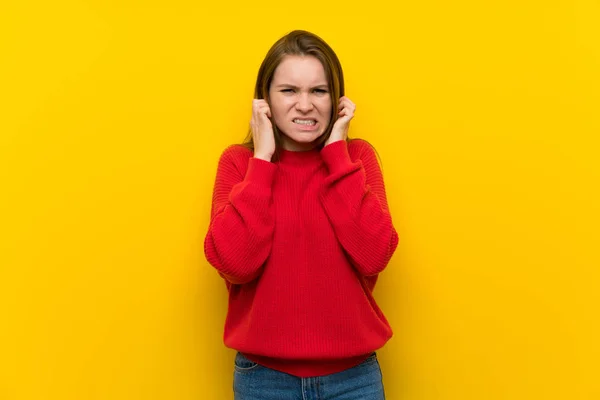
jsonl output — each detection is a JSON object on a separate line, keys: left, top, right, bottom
{"left": 325, "top": 96, "right": 355, "bottom": 146}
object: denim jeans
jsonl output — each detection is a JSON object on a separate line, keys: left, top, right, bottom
{"left": 233, "top": 351, "right": 386, "bottom": 399}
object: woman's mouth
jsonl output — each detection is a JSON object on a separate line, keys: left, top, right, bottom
{"left": 293, "top": 118, "right": 317, "bottom": 126}
{"left": 292, "top": 118, "right": 319, "bottom": 131}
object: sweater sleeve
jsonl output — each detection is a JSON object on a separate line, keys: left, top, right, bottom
{"left": 319, "top": 139, "right": 399, "bottom": 276}
{"left": 204, "top": 146, "right": 277, "bottom": 284}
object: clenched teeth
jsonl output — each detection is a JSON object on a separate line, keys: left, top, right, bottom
{"left": 293, "top": 119, "right": 316, "bottom": 125}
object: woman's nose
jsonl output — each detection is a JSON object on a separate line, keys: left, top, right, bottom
{"left": 295, "top": 93, "right": 314, "bottom": 112}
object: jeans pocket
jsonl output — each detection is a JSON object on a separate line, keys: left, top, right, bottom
{"left": 234, "top": 352, "right": 261, "bottom": 372}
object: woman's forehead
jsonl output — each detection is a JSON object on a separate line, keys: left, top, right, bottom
{"left": 272, "top": 55, "right": 327, "bottom": 85}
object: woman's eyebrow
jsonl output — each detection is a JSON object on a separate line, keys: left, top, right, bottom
{"left": 274, "top": 84, "right": 328, "bottom": 89}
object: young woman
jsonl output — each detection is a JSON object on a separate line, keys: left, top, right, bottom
{"left": 204, "top": 29, "right": 399, "bottom": 399}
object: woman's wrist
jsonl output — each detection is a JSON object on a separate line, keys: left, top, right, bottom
{"left": 253, "top": 152, "right": 273, "bottom": 162}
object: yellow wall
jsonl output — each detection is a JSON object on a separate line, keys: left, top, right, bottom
{"left": 1, "top": 1, "right": 599, "bottom": 399}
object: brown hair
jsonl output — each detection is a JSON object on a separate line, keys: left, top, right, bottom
{"left": 242, "top": 30, "right": 347, "bottom": 160}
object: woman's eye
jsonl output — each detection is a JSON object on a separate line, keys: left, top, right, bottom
{"left": 314, "top": 89, "right": 328, "bottom": 94}
{"left": 281, "top": 89, "right": 294, "bottom": 93}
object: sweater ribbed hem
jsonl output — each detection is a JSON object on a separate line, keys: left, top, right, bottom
{"left": 241, "top": 352, "right": 373, "bottom": 378}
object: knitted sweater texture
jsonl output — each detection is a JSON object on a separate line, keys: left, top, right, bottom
{"left": 204, "top": 139, "right": 399, "bottom": 377}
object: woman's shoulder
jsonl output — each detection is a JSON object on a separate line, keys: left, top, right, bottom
{"left": 221, "top": 143, "right": 253, "bottom": 159}
{"left": 215, "top": 144, "right": 253, "bottom": 177}
{"left": 218, "top": 144, "right": 253, "bottom": 166}
{"left": 347, "top": 138, "right": 377, "bottom": 160}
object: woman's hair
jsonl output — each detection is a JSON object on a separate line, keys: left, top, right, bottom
{"left": 242, "top": 30, "right": 347, "bottom": 159}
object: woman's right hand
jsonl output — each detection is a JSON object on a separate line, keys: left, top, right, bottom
{"left": 250, "top": 99, "right": 275, "bottom": 161}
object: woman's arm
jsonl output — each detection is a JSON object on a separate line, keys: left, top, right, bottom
{"left": 319, "top": 139, "right": 399, "bottom": 276}
{"left": 204, "top": 146, "right": 276, "bottom": 284}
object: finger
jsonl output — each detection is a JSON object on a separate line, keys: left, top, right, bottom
{"left": 260, "top": 105, "right": 271, "bottom": 118}
{"left": 338, "top": 101, "right": 355, "bottom": 114}
{"left": 338, "top": 107, "right": 354, "bottom": 119}
{"left": 339, "top": 96, "right": 353, "bottom": 105}
{"left": 338, "top": 97, "right": 355, "bottom": 111}
{"left": 253, "top": 99, "right": 268, "bottom": 112}
{"left": 258, "top": 106, "right": 271, "bottom": 119}
{"left": 254, "top": 103, "right": 268, "bottom": 114}
{"left": 339, "top": 105, "right": 355, "bottom": 116}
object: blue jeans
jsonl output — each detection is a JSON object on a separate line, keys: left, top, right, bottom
{"left": 233, "top": 352, "right": 386, "bottom": 399}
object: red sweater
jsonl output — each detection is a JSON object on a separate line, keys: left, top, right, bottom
{"left": 204, "top": 139, "right": 399, "bottom": 377}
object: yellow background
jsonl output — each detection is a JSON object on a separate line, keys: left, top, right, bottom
{"left": 1, "top": 1, "right": 599, "bottom": 399}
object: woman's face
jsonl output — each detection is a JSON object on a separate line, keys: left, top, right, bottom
{"left": 268, "top": 55, "right": 332, "bottom": 151}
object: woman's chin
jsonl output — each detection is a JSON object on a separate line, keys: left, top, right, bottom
{"left": 287, "top": 129, "right": 324, "bottom": 142}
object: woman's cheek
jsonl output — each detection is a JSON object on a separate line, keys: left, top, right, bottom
{"left": 319, "top": 98, "right": 332, "bottom": 114}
